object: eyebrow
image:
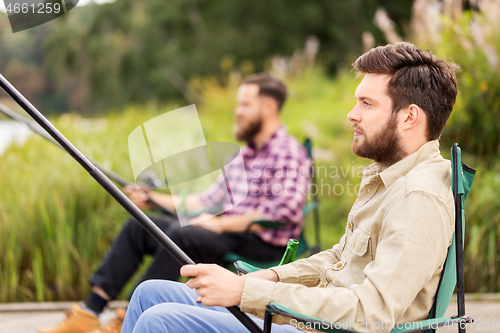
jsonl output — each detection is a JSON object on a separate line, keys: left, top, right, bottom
{"left": 355, "top": 95, "right": 377, "bottom": 103}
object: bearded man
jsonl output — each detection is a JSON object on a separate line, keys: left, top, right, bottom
{"left": 38, "top": 74, "right": 311, "bottom": 333}
{"left": 121, "top": 42, "right": 460, "bottom": 333}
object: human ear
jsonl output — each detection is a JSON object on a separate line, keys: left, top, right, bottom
{"left": 401, "top": 104, "right": 421, "bottom": 130}
{"left": 262, "top": 96, "right": 279, "bottom": 116}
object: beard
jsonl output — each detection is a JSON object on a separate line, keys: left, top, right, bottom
{"left": 233, "top": 117, "right": 263, "bottom": 142}
{"left": 352, "top": 113, "right": 406, "bottom": 168}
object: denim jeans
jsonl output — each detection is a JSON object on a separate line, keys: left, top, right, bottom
{"left": 122, "top": 280, "right": 301, "bottom": 333}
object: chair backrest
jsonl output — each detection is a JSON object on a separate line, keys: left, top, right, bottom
{"left": 302, "top": 137, "right": 321, "bottom": 254}
{"left": 278, "top": 137, "right": 320, "bottom": 261}
{"left": 425, "top": 144, "right": 475, "bottom": 333}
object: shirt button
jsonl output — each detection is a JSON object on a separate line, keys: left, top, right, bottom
{"left": 347, "top": 222, "right": 353, "bottom": 230}
{"left": 319, "top": 284, "right": 325, "bottom": 288}
{"left": 336, "top": 262, "right": 343, "bottom": 268}
{"left": 353, "top": 242, "right": 356, "bottom": 248}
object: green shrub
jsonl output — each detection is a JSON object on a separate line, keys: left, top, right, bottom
{"left": 409, "top": 0, "right": 500, "bottom": 292}
{"left": 462, "top": 160, "right": 500, "bottom": 292}
{"left": 437, "top": 11, "right": 500, "bottom": 163}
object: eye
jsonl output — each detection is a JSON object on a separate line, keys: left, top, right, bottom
{"left": 363, "top": 101, "right": 371, "bottom": 106}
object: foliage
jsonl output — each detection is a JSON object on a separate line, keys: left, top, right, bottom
{"left": 463, "top": 159, "right": 500, "bottom": 292}
{"left": 407, "top": 0, "right": 500, "bottom": 292}
{"left": 410, "top": 0, "right": 500, "bottom": 164}
{"left": 1, "top": 0, "right": 414, "bottom": 114}
{"left": 440, "top": 14, "right": 500, "bottom": 163}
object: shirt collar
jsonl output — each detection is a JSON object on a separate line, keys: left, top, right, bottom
{"left": 364, "top": 140, "right": 441, "bottom": 189}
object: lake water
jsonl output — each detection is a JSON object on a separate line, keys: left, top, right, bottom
{"left": 0, "top": 121, "right": 32, "bottom": 156}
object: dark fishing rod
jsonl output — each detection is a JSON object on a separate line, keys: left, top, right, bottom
{"left": 0, "top": 102, "right": 174, "bottom": 217}
{"left": 0, "top": 74, "right": 263, "bottom": 333}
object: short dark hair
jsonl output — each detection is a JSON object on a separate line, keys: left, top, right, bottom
{"left": 353, "top": 42, "right": 460, "bottom": 140}
{"left": 243, "top": 73, "right": 288, "bottom": 111}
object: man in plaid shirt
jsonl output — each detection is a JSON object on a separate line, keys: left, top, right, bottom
{"left": 195, "top": 124, "right": 310, "bottom": 247}
{"left": 38, "top": 73, "right": 311, "bottom": 333}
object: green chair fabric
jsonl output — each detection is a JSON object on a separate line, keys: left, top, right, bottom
{"left": 260, "top": 144, "right": 475, "bottom": 333}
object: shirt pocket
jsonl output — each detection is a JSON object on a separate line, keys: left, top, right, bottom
{"left": 347, "top": 228, "right": 371, "bottom": 256}
{"left": 345, "top": 228, "right": 372, "bottom": 284}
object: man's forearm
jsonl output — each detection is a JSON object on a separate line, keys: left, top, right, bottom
{"left": 147, "top": 191, "right": 176, "bottom": 211}
{"left": 246, "top": 268, "right": 279, "bottom": 282}
{"left": 218, "top": 211, "right": 264, "bottom": 232}
{"left": 148, "top": 192, "right": 203, "bottom": 212}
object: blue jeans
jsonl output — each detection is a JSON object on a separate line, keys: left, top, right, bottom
{"left": 122, "top": 280, "right": 302, "bottom": 333}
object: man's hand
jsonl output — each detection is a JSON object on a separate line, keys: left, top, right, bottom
{"left": 181, "top": 264, "right": 246, "bottom": 307}
{"left": 124, "top": 185, "right": 155, "bottom": 209}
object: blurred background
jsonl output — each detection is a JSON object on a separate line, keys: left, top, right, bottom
{"left": 0, "top": 0, "right": 499, "bottom": 303}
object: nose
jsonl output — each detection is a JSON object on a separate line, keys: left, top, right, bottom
{"left": 234, "top": 106, "right": 242, "bottom": 117}
{"left": 347, "top": 105, "right": 360, "bottom": 123}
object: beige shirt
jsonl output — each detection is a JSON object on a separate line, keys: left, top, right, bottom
{"left": 240, "top": 140, "right": 454, "bottom": 332}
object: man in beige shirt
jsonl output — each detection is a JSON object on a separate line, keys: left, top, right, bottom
{"left": 121, "top": 42, "right": 460, "bottom": 333}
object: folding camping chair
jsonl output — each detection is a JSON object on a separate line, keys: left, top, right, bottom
{"left": 221, "top": 137, "right": 321, "bottom": 269}
{"left": 240, "top": 144, "right": 476, "bottom": 333}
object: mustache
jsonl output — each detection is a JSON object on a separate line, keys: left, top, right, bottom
{"left": 352, "top": 125, "right": 364, "bottom": 133}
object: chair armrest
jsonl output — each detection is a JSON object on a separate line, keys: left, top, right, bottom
{"left": 302, "top": 200, "right": 320, "bottom": 216}
{"left": 265, "top": 303, "right": 358, "bottom": 333}
{"left": 389, "top": 316, "right": 473, "bottom": 333}
{"left": 234, "top": 260, "right": 264, "bottom": 274}
{"left": 266, "top": 303, "right": 473, "bottom": 333}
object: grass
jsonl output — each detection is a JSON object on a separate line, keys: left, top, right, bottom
{"left": 0, "top": 105, "right": 177, "bottom": 302}
{"left": 0, "top": 67, "right": 498, "bottom": 302}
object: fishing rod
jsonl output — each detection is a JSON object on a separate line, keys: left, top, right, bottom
{"left": 0, "top": 102, "right": 174, "bottom": 217}
{"left": 0, "top": 74, "right": 263, "bottom": 333}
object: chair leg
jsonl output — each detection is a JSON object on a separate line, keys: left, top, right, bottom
{"left": 264, "top": 310, "right": 273, "bottom": 333}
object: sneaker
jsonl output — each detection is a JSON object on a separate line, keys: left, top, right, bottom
{"left": 88, "top": 308, "right": 126, "bottom": 333}
{"left": 37, "top": 303, "right": 100, "bottom": 333}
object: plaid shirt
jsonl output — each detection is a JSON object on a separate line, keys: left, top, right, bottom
{"left": 198, "top": 126, "right": 311, "bottom": 247}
